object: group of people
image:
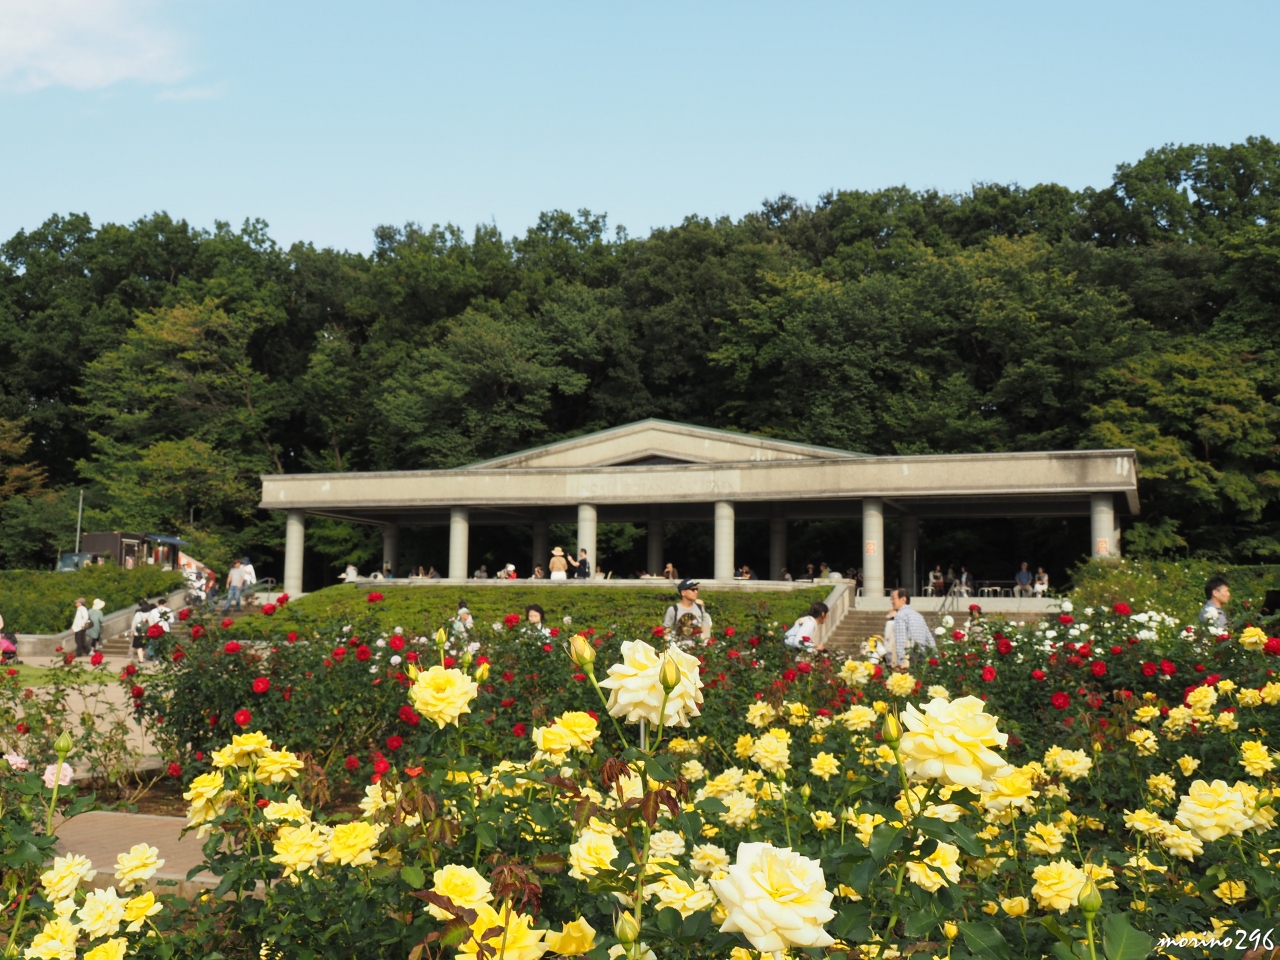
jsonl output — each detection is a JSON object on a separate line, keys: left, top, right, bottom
{"left": 65, "top": 594, "right": 173, "bottom": 662}
{"left": 921, "top": 562, "right": 1051, "bottom": 597}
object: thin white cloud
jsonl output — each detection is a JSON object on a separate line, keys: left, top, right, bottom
{"left": 0, "top": 0, "right": 186, "bottom": 92}
{"left": 156, "top": 81, "right": 227, "bottom": 102}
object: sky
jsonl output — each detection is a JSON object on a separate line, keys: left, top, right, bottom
{"left": 1, "top": 0, "right": 1278, "bottom": 255}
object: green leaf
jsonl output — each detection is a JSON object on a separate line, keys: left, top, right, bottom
{"left": 399, "top": 865, "right": 425, "bottom": 889}
{"left": 656, "top": 907, "right": 683, "bottom": 938}
{"left": 959, "top": 921, "right": 1010, "bottom": 959}
{"left": 1102, "top": 913, "right": 1154, "bottom": 960}
{"left": 903, "top": 910, "right": 937, "bottom": 938}
{"left": 1051, "top": 943, "right": 1076, "bottom": 960}
{"left": 868, "top": 824, "right": 903, "bottom": 862}
{"left": 1037, "top": 915, "right": 1075, "bottom": 949}
{"left": 848, "top": 858, "right": 876, "bottom": 896}
{"left": 645, "top": 755, "right": 677, "bottom": 781}
{"left": 945, "top": 819, "right": 984, "bottom": 857}
{"left": 475, "top": 822, "right": 497, "bottom": 848}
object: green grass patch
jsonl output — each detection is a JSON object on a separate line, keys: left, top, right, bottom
{"left": 0, "top": 567, "right": 186, "bottom": 634}
{"left": 4, "top": 663, "right": 112, "bottom": 687}
{"left": 244, "top": 582, "right": 831, "bottom": 639}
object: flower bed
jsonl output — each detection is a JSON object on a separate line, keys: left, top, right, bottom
{"left": 4, "top": 589, "right": 1280, "bottom": 958}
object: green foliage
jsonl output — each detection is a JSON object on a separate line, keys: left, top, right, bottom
{"left": 1068, "top": 557, "right": 1280, "bottom": 624}
{"left": 0, "top": 566, "right": 185, "bottom": 633}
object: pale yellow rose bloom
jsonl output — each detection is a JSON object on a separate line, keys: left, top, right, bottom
{"left": 898, "top": 696, "right": 1011, "bottom": 791}
{"left": 599, "top": 640, "right": 704, "bottom": 727}
{"left": 408, "top": 666, "right": 479, "bottom": 729}
{"left": 709, "top": 842, "right": 835, "bottom": 955}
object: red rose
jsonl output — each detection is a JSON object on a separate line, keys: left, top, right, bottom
{"left": 651, "top": 626, "right": 666, "bottom": 637}
{"left": 724, "top": 627, "right": 736, "bottom": 637}
{"left": 871, "top": 664, "right": 883, "bottom": 679}
{"left": 373, "top": 758, "right": 391, "bottom": 775}
{"left": 1139, "top": 661, "right": 1156, "bottom": 676}
{"left": 512, "top": 723, "right": 527, "bottom": 737}
{"left": 1111, "top": 645, "right": 1122, "bottom": 655}
{"left": 952, "top": 630, "right": 965, "bottom": 641}
{"left": 929, "top": 657, "right": 939, "bottom": 666}
{"left": 996, "top": 638, "right": 1013, "bottom": 655}
{"left": 1051, "top": 691, "right": 1070, "bottom": 710}
{"left": 16, "top": 722, "right": 29, "bottom": 734}
{"left": 542, "top": 643, "right": 553, "bottom": 653}
{"left": 167, "top": 761, "right": 182, "bottom": 777}
{"left": 277, "top": 593, "right": 290, "bottom": 604}
{"left": 981, "top": 666, "right": 996, "bottom": 682}
{"left": 224, "top": 641, "right": 241, "bottom": 654}
{"left": 282, "top": 686, "right": 292, "bottom": 701}
{"left": 443, "top": 656, "right": 456, "bottom": 668}
{"left": 406, "top": 651, "right": 419, "bottom": 662}
{"left": 405, "top": 766, "right": 423, "bottom": 778}
{"left": 573, "top": 672, "right": 586, "bottom": 682}
{"left": 252, "top": 677, "right": 270, "bottom": 694}
{"left": 1032, "top": 669, "right": 1046, "bottom": 681}
{"left": 90, "top": 652, "right": 104, "bottom": 666}
{"left": 344, "top": 755, "right": 360, "bottom": 771}
{"left": 797, "top": 662, "right": 812, "bottom": 674}
{"left": 969, "top": 603, "right": 981, "bottom": 613}
{"left": 749, "top": 636, "right": 761, "bottom": 647}
{"left": 501, "top": 671, "right": 514, "bottom": 683}
{"left": 146, "top": 624, "right": 164, "bottom": 639}
{"left": 549, "top": 628, "right": 560, "bottom": 638}
{"left": 332, "top": 647, "right": 346, "bottom": 660}
{"left": 504, "top": 613, "right": 521, "bottom": 629}
{"left": 355, "top": 645, "right": 372, "bottom": 662}
{"left": 1193, "top": 663, "right": 1205, "bottom": 673}
{"left": 1077, "top": 644, "right": 1092, "bottom": 658}
{"left": 398, "top": 705, "right": 419, "bottom": 725}
{"left": 125, "top": 663, "right": 138, "bottom": 676}
{"left": 389, "top": 635, "right": 405, "bottom": 651}
{"left": 177, "top": 608, "right": 191, "bottom": 621}
{"left": 233, "top": 709, "right": 252, "bottom": 727}
{"left": 1058, "top": 614, "right": 1074, "bottom": 625}
{"left": 783, "top": 669, "right": 798, "bottom": 682}
{"left": 1265, "top": 638, "right": 1280, "bottom": 656}
{"left": 221, "top": 618, "right": 234, "bottom": 629}
{"left": 208, "top": 716, "right": 218, "bottom": 727}
{"left": 1159, "top": 659, "right": 1176, "bottom": 675}
{"left": 1113, "top": 602, "right": 1132, "bottom": 616}
{"left": 367, "top": 592, "right": 384, "bottom": 603}
{"left": 386, "top": 735, "right": 403, "bottom": 751}
{"left": 1090, "top": 661, "right": 1107, "bottom": 678}
{"left": 173, "top": 647, "right": 186, "bottom": 662}
{"left": 190, "top": 625, "right": 205, "bottom": 639}
{"left": 130, "top": 684, "right": 144, "bottom": 698}
{"left": 261, "top": 603, "right": 277, "bottom": 616}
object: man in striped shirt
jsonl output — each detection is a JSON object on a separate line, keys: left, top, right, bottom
{"left": 889, "top": 588, "right": 935, "bottom": 668}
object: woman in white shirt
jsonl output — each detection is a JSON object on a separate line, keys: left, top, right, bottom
{"left": 784, "top": 602, "right": 829, "bottom": 651}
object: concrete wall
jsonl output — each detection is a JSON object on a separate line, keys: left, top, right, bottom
{"left": 16, "top": 588, "right": 188, "bottom": 659}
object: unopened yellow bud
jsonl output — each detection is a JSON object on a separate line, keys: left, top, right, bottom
{"left": 614, "top": 910, "right": 640, "bottom": 945}
{"left": 1077, "top": 878, "right": 1102, "bottom": 917}
{"left": 881, "top": 713, "right": 902, "bottom": 749}
{"left": 473, "top": 663, "right": 490, "bottom": 682}
{"left": 942, "top": 921, "right": 958, "bottom": 940}
{"left": 659, "top": 656, "right": 681, "bottom": 693}
{"left": 434, "top": 627, "right": 447, "bottom": 648}
{"left": 799, "top": 783, "right": 811, "bottom": 800}
{"left": 569, "top": 634, "right": 597, "bottom": 668}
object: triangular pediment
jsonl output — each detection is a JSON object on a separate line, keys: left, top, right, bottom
{"left": 464, "top": 420, "right": 866, "bottom": 470}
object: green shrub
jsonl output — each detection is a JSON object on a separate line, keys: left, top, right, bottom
{"left": 1069, "top": 557, "right": 1280, "bottom": 623}
{"left": 0, "top": 566, "right": 185, "bottom": 633}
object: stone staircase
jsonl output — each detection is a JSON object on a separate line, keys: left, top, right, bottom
{"left": 821, "top": 609, "right": 888, "bottom": 657}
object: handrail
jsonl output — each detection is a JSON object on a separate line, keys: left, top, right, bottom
{"left": 814, "top": 582, "right": 850, "bottom": 649}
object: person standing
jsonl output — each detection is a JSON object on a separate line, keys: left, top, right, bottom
{"left": 86, "top": 599, "right": 106, "bottom": 651}
{"left": 1200, "top": 577, "right": 1230, "bottom": 632}
{"left": 71, "top": 598, "right": 91, "bottom": 656}
{"left": 223, "top": 559, "right": 247, "bottom": 614}
{"left": 130, "top": 600, "right": 152, "bottom": 664}
{"left": 146, "top": 597, "right": 172, "bottom": 661}
{"left": 663, "top": 579, "right": 712, "bottom": 640}
{"left": 572, "top": 548, "right": 591, "bottom": 579}
{"left": 888, "top": 588, "right": 934, "bottom": 669}
{"left": 549, "top": 547, "right": 569, "bottom": 580}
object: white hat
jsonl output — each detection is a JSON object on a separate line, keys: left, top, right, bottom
{"left": 92, "top": 598, "right": 106, "bottom": 610}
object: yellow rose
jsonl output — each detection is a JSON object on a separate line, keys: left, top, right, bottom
{"left": 426, "top": 864, "right": 493, "bottom": 919}
{"left": 898, "top": 696, "right": 1011, "bottom": 790}
{"left": 681, "top": 759, "right": 706, "bottom": 781}
{"left": 1240, "top": 741, "right": 1275, "bottom": 777}
{"left": 545, "top": 917, "right": 597, "bottom": 956}
{"left": 77, "top": 886, "right": 127, "bottom": 940}
{"left": 811, "top": 810, "right": 837, "bottom": 831}
{"left": 1127, "top": 730, "right": 1158, "bottom": 756}
{"left": 568, "top": 828, "right": 618, "bottom": 880}
{"left": 123, "top": 890, "right": 161, "bottom": 931}
{"left": 271, "top": 822, "right": 332, "bottom": 878}
{"left": 183, "top": 771, "right": 231, "bottom": 831}
{"left": 1177, "top": 755, "right": 1200, "bottom": 777}
{"left": 982, "top": 769, "right": 1039, "bottom": 815}
{"left": 408, "top": 666, "right": 479, "bottom": 729}
{"left": 84, "top": 938, "right": 128, "bottom": 960}
{"left": 263, "top": 794, "right": 312, "bottom": 824}
{"left": 1240, "top": 626, "right": 1266, "bottom": 650}
{"left": 1175, "top": 779, "right": 1254, "bottom": 841}
{"left": 719, "top": 790, "right": 758, "bottom": 828}
{"left": 255, "top": 748, "right": 304, "bottom": 784}
{"left": 810, "top": 752, "right": 840, "bottom": 781}
{"left": 554, "top": 711, "right": 599, "bottom": 750}
{"left": 839, "top": 705, "right": 877, "bottom": 731}
{"left": 1133, "top": 705, "right": 1160, "bottom": 722}
{"left": 1239, "top": 688, "right": 1263, "bottom": 707}
{"left": 531, "top": 724, "right": 574, "bottom": 762}
{"left": 1147, "top": 773, "right": 1177, "bottom": 802}
{"left": 1031, "top": 859, "right": 1086, "bottom": 913}
{"left": 599, "top": 640, "right": 704, "bottom": 727}
{"left": 886, "top": 672, "right": 917, "bottom": 697}
{"left": 839, "top": 659, "right": 876, "bottom": 686}
{"left": 786, "top": 701, "right": 811, "bottom": 725}
{"left": 1122, "top": 809, "right": 1165, "bottom": 834}
{"left": 1024, "top": 822, "right": 1066, "bottom": 855}
{"left": 709, "top": 842, "right": 835, "bottom": 955}
{"left": 26, "top": 920, "right": 79, "bottom": 960}
{"left": 701, "top": 767, "right": 744, "bottom": 798}
{"left": 113, "top": 843, "right": 163, "bottom": 892}
{"left": 1215, "top": 880, "right": 1248, "bottom": 905}
{"left": 1001, "top": 896, "right": 1029, "bottom": 917}
{"left": 690, "top": 843, "right": 730, "bottom": 876}
{"left": 745, "top": 702, "right": 777, "bottom": 728}
{"left": 458, "top": 904, "right": 547, "bottom": 960}
{"left": 1186, "top": 686, "right": 1217, "bottom": 711}
{"left": 905, "top": 841, "right": 961, "bottom": 892}
{"left": 211, "top": 731, "right": 273, "bottom": 767}
{"left": 749, "top": 733, "right": 790, "bottom": 774}
{"left": 644, "top": 872, "right": 717, "bottom": 917}
{"left": 326, "top": 821, "right": 383, "bottom": 867}
{"left": 40, "top": 853, "right": 96, "bottom": 901}
{"left": 1157, "top": 824, "right": 1203, "bottom": 861}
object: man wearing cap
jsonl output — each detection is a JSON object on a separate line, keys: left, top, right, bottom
{"left": 663, "top": 579, "right": 712, "bottom": 640}
{"left": 86, "top": 598, "right": 106, "bottom": 651}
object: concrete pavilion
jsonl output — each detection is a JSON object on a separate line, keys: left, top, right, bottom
{"left": 261, "top": 419, "right": 1139, "bottom": 597}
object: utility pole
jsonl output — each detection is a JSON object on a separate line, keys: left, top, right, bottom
{"left": 75, "top": 489, "right": 84, "bottom": 553}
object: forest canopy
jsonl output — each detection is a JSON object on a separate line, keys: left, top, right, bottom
{"left": 2, "top": 137, "right": 1279, "bottom": 583}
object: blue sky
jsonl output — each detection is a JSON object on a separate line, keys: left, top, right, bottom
{"left": 2, "top": 0, "right": 1277, "bottom": 254}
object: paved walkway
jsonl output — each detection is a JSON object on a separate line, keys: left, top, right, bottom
{"left": 24, "top": 654, "right": 161, "bottom": 762}
{"left": 56, "top": 811, "right": 217, "bottom": 897}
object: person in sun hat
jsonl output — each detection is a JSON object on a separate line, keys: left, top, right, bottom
{"left": 548, "top": 546, "right": 569, "bottom": 580}
{"left": 663, "top": 578, "right": 712, "bottom": 640}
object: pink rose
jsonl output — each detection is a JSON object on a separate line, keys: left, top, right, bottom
{"left": 3, "top": 752, "right": 28, "bottom": 772}
{"left": 43, "top": 763, "right": 74, "bottom": 789}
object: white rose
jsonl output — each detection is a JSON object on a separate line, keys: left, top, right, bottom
{"left": 1061, "top": 600, "right": 1073, "bottom": 612}
{"left": 598, "top": 640, "right": 704, "bottom": 727}
{"left": 709, "top": 842, "right": 835, "bottom": 955}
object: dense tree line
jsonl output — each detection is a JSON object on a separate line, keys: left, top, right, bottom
{"left": 2, "top": 138, "right": 1278, "bottom": 583}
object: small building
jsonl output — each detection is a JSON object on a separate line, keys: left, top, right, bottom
{"left": 78, "top": 532, "right": 187, "bottom": 570}
{"left": 260, "top": 419, "right": 1140, "bottom": 598}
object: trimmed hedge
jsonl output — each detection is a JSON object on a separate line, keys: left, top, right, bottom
{"left": 1069, "top": 558, "right": 1280, "bottom": 623}
{"left": 237, "top": 583, "right": 832, "bottom": 641}
{"left": 0, "top": 567, "right": 186, "bottom": 634}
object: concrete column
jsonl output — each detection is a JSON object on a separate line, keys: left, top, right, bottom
{"left": 647, "top": 519, "right": 664, "bottom": 575}
{"left": 862, "top": 498, "right": 884, "bottom": 597}
{"left": 714, "top": 501, "right": 735, "bottom": 581}
{"left": 769, "top": 517, "right": 787, "bottom": 580}
{"left": 283, "top": 509, "right": 305, "bottom": 596}
{"left": 532, "top": 520, "right": 549, "bottom": 573}
{"left": 449, "top": 507, "right": 469, "bottom": 579}
{"left": 577, "top": 504, "right": 598, "bottom": 575}
{"left": 1091, "top": 493, "right": 1116, "bottom": 558}
{"left": 382, "top": 522, "right": 399, "bottom": 575}
{"left": 899, "top": 515, "right": 918, "bottom": 594}
{"left": 1112, "top": 520, "right": 1123, "bottom": 560}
